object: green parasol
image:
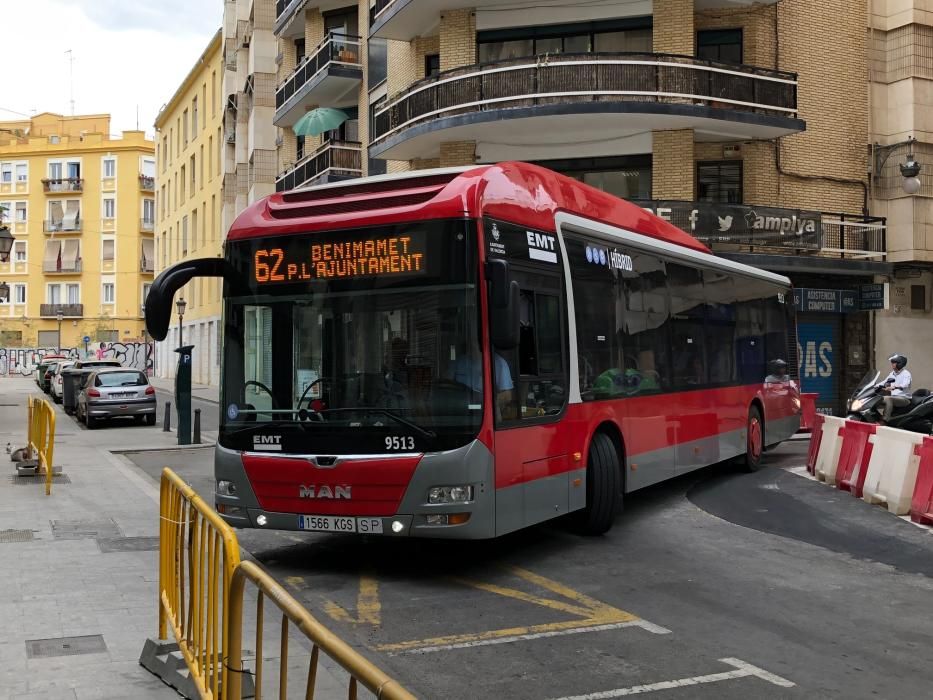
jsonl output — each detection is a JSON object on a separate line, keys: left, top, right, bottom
{"left": 292, "top": 108, "right": 349, "bottom": 137}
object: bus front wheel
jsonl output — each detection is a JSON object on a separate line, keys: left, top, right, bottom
{"left": 575, "top": 432, "right": 621, "bottom": 535}
{"left": 741, "top": 405, "right": 764, "bottom": 472}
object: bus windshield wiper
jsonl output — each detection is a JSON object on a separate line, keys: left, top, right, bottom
{"left": 315, "top": 407, "right": 436, "bottom": 441}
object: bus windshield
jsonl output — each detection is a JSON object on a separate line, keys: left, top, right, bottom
{"left": 219, "top": 220, "right": 484, "bottom": 453}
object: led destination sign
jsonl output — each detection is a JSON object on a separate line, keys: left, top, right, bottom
{"left": 253, "top": 231, "right": 426, "bottom": 284}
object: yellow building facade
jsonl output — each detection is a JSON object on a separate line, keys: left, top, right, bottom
{"left": 0, "top": 113, "right": 154, "bottom": 353}
{"left": 154, "top": 30, "right": 225, "bottom": 386}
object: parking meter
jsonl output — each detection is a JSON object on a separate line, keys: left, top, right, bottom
{"left": 174, "top": 344, "right": 194, "bottom": 445}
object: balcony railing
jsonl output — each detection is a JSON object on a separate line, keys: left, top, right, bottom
{"left": 140, "top": 218, "right": 155, "bottom": 232}
{"left": 276, "top": 33, "right": 362, "bottom": 110}
{"left": 42, "top": 177, "right": 83, "bottom": 193}
{"left": 42, "top": 259, "right": 82, "bottom": 274}
{"left": 139, "top": 174, "right": 156, "bottom": 191}
{"left": 43, "top": 219, "right": 82, "bottom": 233}
{"left": 40, "top": 303, "right": 83, "bottom": 318}
{"left": 275, "top": 141, "right": 362, "bottom": 192}
{"left": 372, "top": 52, "right": 798, "bottom": 143}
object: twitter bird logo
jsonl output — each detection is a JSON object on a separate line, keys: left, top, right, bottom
{"left": 717, "top": 215, "right": 733, "bottom": 232}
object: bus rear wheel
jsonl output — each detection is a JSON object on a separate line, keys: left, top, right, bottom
{"left": 575, "top": 432, "right": 621, "bottom": 535}
{"left": 741, "top": 405, "right": 764, "bottom": 472}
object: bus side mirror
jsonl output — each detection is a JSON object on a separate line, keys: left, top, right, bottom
{"left": 145, "top": 257, "right": 232, "bottom": 341}
{"left": 491, "top": 280, "right": 519, "bottom": 350}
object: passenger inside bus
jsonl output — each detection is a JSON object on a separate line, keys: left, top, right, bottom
{"left": 445, "top": 341, "right": 514, "bottom": 418}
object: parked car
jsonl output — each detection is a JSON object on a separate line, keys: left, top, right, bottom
{"left": 40, "top": 360, "right": 66, "bottom": 394}
{"left": 49, "top": 360, "right": 76, "bottom": 403}
{"left": 34, "top": 355, "right": 68, "bottom": 387}
{"left": 76, "top": 368, "right": 157, "bottom": 429}
{"left": 72, "top": 359, "right": 122, "bottom": 370}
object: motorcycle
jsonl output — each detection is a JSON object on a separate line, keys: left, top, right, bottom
{"left": 846, "top": 368, "right": 933, "bottom": 433}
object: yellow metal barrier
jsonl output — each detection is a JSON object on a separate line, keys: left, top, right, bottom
{"left": 228, "top": 560, "right": 417, "bottom": 700}
{"left": 159, "top": 468, "right": 242, "bottom": 700}
{"left": 158, "top": 468, "right": 416, "bottom": 700}
{"left": 26, "top": 396, "right": 56, "bottom": 496}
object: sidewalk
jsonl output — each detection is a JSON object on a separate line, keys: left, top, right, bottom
{"left": 0, "top": 376, "right": 180, "bottom": 699}
{"left": 147, "top": 375, "right": 219, "bottom": 405}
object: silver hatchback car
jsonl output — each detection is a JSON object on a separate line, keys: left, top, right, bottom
{"left": 77, "top": 368, "right": 157, "bottom": 429}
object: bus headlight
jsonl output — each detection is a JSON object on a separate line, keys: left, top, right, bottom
{"left": 217, "top": 480, "right": 237, "bottom": 496}
{"left": 428, "top": 485, "right": 473, "bottom": 504}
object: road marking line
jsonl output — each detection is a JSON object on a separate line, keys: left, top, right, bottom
{"left": 547, "top": 658, "right": 795, "bottom": 699}
{"left": 387, "top": 620, "right": 668, "bottom": 655}
{"left": 323, "top": 575, "right": 381, "bottom": 626}
{"left": 448, "top": 576, "right": 597, "bottom": 618}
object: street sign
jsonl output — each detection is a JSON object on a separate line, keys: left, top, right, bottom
{"left": 82, "top": 335, "right": 90, "bottom": 344}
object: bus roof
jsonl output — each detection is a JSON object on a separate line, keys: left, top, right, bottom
{"left": 227, "top": 162, "right": 710, "bottom": 255}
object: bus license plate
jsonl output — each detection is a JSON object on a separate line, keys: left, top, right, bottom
{"left": 297, "top": 515, "right": 384, "bottom": 534}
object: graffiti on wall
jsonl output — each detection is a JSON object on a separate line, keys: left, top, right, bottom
{"left": 0, "top": 342, "right": 154, "bottom": 376}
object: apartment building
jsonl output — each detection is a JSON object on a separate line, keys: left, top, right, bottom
{"left": 0, "top": 113, "right": 154, "bottom": 351}
{"left": 154, "top": 30, "right": 225, "bottom": 386}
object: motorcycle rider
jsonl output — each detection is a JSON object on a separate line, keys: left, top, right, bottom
{"left": 880, "top": 353, "right": 912, "bottom": 421}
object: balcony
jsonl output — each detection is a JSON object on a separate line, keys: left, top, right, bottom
{"left": 43, "top": 259, "right": 82, "bottom": 273}
{"left": 41, "top": 178, "right": 83, "bottom": 193}
{"left": 274, "top": 33, "right": 363, "bottom": 127}
{"left": 275, "top": 141, "right": 362, "bottom": 192}
{"left": 139, "top": 174, "right": 155, "bottom": 191}
{"left": 140, "top": 218, "right": 155, "bottom": 233}
{"left": 369, "top": 53, "right": 803, "bottom": 162}
{"left": 43, "top": 219, "right": 82, "bottom": 234}
{"left": 40, "top": 304, "right": 83, "bottom": 318}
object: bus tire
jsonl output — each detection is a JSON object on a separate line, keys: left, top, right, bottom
{"left": 575, "top": 432, "right": 621, "bottom": 535}
{"left": 741, "top": 405, "right": 764, "bottom": 472}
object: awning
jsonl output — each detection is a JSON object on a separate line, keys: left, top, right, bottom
{"left": 43, "top": 240, "right": 61, "bottom": 272}
{"left": 141, "top": 238, "right": 154, "bottom": 264}
{"left": 49, "top": 201, "right": 63, "bottom": 229}
{"left": 63, "top": 201, "right": 79, "bottom": 230}
{"left": 61, "top": 239, "right": 80, "bottom": 271}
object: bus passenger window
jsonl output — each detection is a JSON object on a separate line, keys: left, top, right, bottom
{"left": 668, "top": 264, "right": 707, "bottom": 389}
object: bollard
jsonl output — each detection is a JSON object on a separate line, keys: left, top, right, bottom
{"left": 193, "top": 409, "right": 201, "bottom": 444}
{"left": 163, "top": 402, "right": 172, "bottom": 432}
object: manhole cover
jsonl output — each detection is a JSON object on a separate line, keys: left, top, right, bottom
{"left": 10, "top": 474, "right": 71, "bottom": 485}
{"left": 26, "top": 634, "right": 107, "bottom": 658}
{"left": 97, "top": 536, "right": 159, "bottom": 553}
{"left": 51, "top": 518, "right": 122, "bottom": 540}
{"left": 0, "top": 529, "right": 34, "bottom": 543}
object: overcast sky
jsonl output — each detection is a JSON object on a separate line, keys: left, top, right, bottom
{"left": 3, "top": 0, "right": 221, "bottom": 139}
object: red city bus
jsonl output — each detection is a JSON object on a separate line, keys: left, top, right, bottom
{"left": 145, "top": 162, "right": 799, "bottom": 538}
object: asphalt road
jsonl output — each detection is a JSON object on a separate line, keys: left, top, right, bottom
{"left": 123, "top": 440, "right": 933, "bottom": 699}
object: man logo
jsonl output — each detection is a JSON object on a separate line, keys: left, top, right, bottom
{"left": 299, "top": 485, "right": 351, "bottom": 499}
{"left": 717, "top": 215, "right": 733, "bottom": 232}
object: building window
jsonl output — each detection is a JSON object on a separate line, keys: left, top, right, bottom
{"left": 696, "top": 29, "right": 743, "bottom": 64}
{"left": 102, "top": 239, "right": 115, "bottom": 262}
{"left": 182, "top": 215, "right": 189, "bottom": 255}
{"left": 190, "top": 154, "right": 196, "bottom": 196}
{"left": 697, "top": 161, "right": 742, "bottom": 203}
{"left": 425, "top": 53, "right": 440, "bottom": 77}
{"left": 192, "top": 96, "right": 199, "bottom": 134}
{"left": 13, "top": 240, "right": 26, "bottom": 262}
{"left": 103, "top": 198, "right": 115, "bottom": 219}
{"left": 102, "top": 283, "right": 115, "bottom": 304}
{"left": 478, "top": 19, "right": 652, "bottom": 63}
{"left": 14, "top": 284, "right": 26, "bottom": 304}
{"left": 103, "top": 158, "right": 116, "bottom": 178}
{"left": 15, "top": 163, "right": 27, "bottom": 182}
{"left": 183, "top": 109, "right": 189, "bottom": 146}
{"left": 535, "top": 155, "right": 652, "bottom": 200}
{"left": 47, "top": 284, "right": 61, "bottom": 305}
{"left": 143, "top": 283, "right": 152, "bottom": 305}
{"left": 1, "top": 163, "right": 12, "bottom": 182}
{"left": 67, "top": 284, "right": 79, "bottom": 304}
{"left": 143, "top": 198, "right": 155, "bottom": 224}
{"left": 15, "top": 202, "right": 26, "bottom": 221}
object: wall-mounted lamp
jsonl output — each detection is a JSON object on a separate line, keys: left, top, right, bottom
{"left": 874, "top": 136, "right": 923, "bottom": 195}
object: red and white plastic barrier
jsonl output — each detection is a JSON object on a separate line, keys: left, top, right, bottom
{"left": 799, "top": 393, "right": 819, "bottom": 432}
{"left": 814, "top": 416, "right": 846, "bottom": 483}
{"left": 861, "top": 427, "right": 924, "bottom": 515}
{"left": 835, "top": 421, "right": 877, "bottom": 498}
{"left": 805, "top": 413, "right": 826, "bottom": 475}
{"left": 910, "top": 437, "right": 933, "bottom": 526}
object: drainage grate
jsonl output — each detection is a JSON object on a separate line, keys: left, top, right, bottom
{"left": 0, "top": 529, "right": 35, "bottom": 543}
{"left": 51, "top": 518, "right": 122, "bottom": 540}
{"left": 26, "top": 634, "right": 107, "bottom": 659}
{"left": 97, "top": 536, "right": 159, "bottom": 553}
{"left": 10, "top": 474, "right": 71, "bottom": 485}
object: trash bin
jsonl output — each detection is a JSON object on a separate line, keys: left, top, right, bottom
{"left": 62, "top": 368, "right": 91, "bottom": 415}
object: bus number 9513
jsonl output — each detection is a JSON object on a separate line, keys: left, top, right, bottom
{"left": 385, "top": 436, "right": 415, "bottom": 451}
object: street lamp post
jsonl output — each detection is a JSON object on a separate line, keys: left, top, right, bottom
{"left": 56, "top": 308, "right": 63, "bottom": 353}
{"left": 176, "top": 297, "right": 186, "bottom": 348}
{"left": 0, "top": 226, "right": 12, "bottom": 302}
